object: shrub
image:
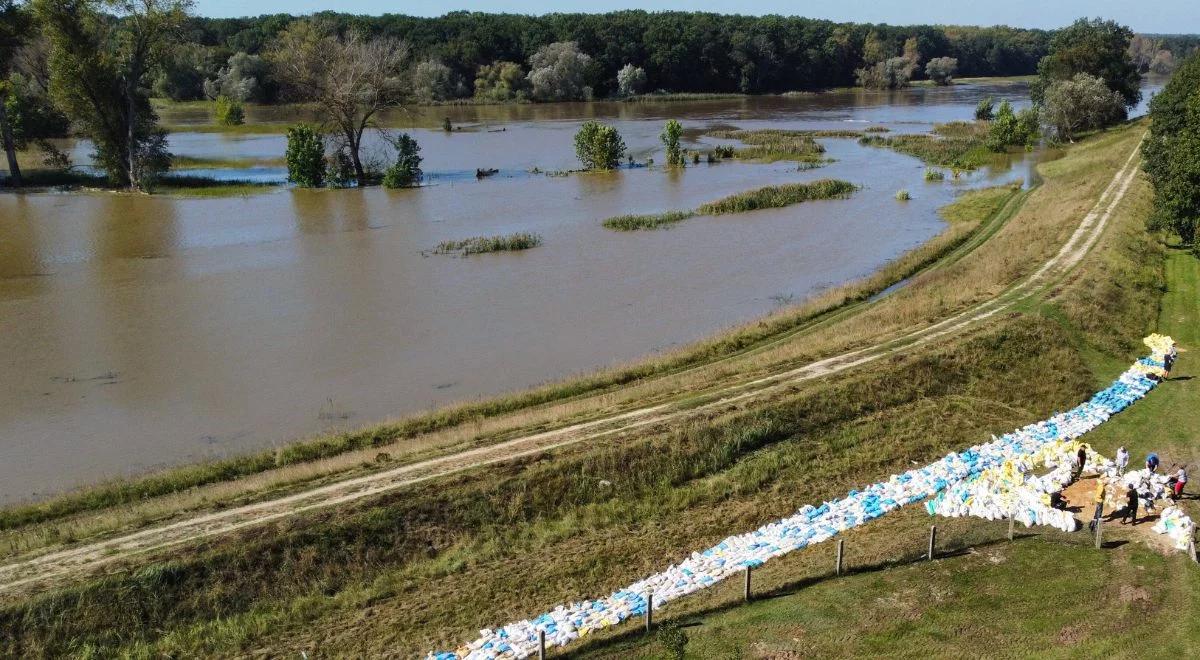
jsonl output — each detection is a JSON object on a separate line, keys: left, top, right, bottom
{"left": 925, "top": 57, "right": 958, "bottom": 85}
{"left": 1042, "top": 72, "right": 1126, "bottom": 142}
{"left": 924, "top": 168, "right": 945, "bottom": 181}
{"left": 986, "top": 100, "right": 1018, "bottom": 151}
{"left": 213, "top": 95, "right": 244, "bottom": 126}
{"left": 285, "top": 125, "right": 325, "bottom": 187}
{"left": 326, "top": 149, "right": 356, "bottom": 188}
{"left": 617, "top": 64, "right": 647, "bottom": 97}
{"left": 574, "top": 120, "right": 626, "bottom": 170}
{"left": 382, "top": 133, "right": 423, "bottom": 188}
{"left": 895, "top": 189, "right": 912, "bottom": 200}
{"left": 975, "top": 97, "right": 995, "bottom": 121}
{"left": 661, "top": 119, "right": 684, "bottom": 167}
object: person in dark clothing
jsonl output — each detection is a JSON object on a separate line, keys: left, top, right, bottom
{"left": 1119, "top": 486, "right": 1139, "bottom": 524}
{"left": 1071, "top": 446, "right": 1087, "bottom": 482}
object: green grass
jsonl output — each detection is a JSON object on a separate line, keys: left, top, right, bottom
{"left": 859, "top": 121, "right": 994, "bottom": 170}
{"left": 938, "top": 186, "right": 1019, "bottom": 224}
{"left": 1, "top": 169, "right": 279, "bottom": 196}
{"left": 433, "top": 232, "right": 543, "bottom": 255}
{"left": 705, "top": 129, "right": 830, "bottom": 163}
{"left": 697, "top": 179, "right": 856, "bottom": 215}
{"left": 603, "top": 210, "right": 697, "bottom": 231}
{"left": 171, "top": 155, "right": 285, "bottom": 169}
{"left": 604, "top": 180, "right": 856, "bottom": 231}
{"left": 583, "top": 538, "right": 1198, "bottom": 659}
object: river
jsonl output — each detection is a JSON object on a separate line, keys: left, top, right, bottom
{"left": 0, "top": 79, "right": 1162, "bottom": 504}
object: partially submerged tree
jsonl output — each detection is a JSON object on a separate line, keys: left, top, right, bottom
{"left": 661, "top": 119, "right": 683, "bottom": 167}
{"left": 616, "top": 63, "right": 646, "bottom": 97}
{"left": 381, "top": 133, "right": 421, "bottom": 188}
{"left": 35, "top": 0, "right": 189, "bottom": 190}
{"left": 574, "top": 120, "right": 625, "bottom": 170}
{"left": 1042, "top": 72, "right": 1125, "bottom": 143}
{"left": 284, "top": 124, "right": 324, "bottom": 187}
{"left": 975, "top": 96, "right": 995, "bottom": 121}
{"left": 269, "top": 21, "right": 410, "bottom": 185}
{"left": 925, "top": 56, "right": 957, "bottom": 85}
{"left": 527, "top": 41, "right": 592, "bottom": 102}
{"left": 856, "top": 56, "right": 916, "bottom": 89}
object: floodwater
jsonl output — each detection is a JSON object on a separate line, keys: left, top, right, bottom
{"left": 0, "top": 80, "right": 1158, "bottom": 503}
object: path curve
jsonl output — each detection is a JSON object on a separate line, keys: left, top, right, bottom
{"left": 0, "top": 137, "right": 1144, "bottom": 597}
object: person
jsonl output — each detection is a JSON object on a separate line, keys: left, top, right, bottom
{"left": 1174, "top": 465, "right": 1188, "bottom": 500}
{"left": 1115, "top": 446, "right": 1130, "bottom": 475}
{"left": 1088, "top": 478, "right": 1106, "bottom": 533}
{"left": 1164, "top": 346, "right": 1177, "bottom": 372}
{"left": 1071, "top": 447, "right": 1086, "bottom": 482}
{"left": 1147, "top": 452, "right": 1160, "bottom": 474}
{"left": 1119, "top": 485, "right": 1140, "bottom": 524}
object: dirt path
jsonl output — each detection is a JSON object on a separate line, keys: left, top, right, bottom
{"left": 0, "top": 137, "right": 1146, "bottom": 597}
{"left": 1061, "top": 476, "right": 1175, "bottom": 554}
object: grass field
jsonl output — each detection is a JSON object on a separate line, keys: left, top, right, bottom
{"left": 0, "top": 121, "right": 1176, "bottom": 658}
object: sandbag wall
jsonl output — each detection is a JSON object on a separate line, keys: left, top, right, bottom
{"left": 430, "top": 335, "right": 1177, "bottom": 660}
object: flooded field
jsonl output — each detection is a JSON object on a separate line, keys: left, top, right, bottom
{"left": 0, "top": 80, "right": 1158, "bottom": 503}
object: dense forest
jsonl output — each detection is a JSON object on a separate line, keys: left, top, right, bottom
{"left": 161, "top": 11, "right": 1062, "bottom": 100}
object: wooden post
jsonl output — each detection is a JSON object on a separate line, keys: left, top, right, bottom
{"left": 1190, "top": 540, "right": 1197, "bottom": 564}
{"left": 538, "top": 629, "right": 546, "bottom": 660}
{"left": 927, "top": 525, "right": 937, "bottom": 561}
{"left": 836, "top": 539, "right": 845, "bottom": 576}
{"left": 645, "top": 591, "right": 653, "bottom": 634}
{"left": 1094, "top": 515, "right": 1103, "bottom": 549}
{"left": 744, "top": 566, "right": 752, "bottom": 602}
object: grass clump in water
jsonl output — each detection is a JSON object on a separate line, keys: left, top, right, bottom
{"left": 603, "top": 210, "right": 696, "bottom": 231}
{"left": 434, "top": 232, "right": 543, "bottom": 255}
{"left": 924, "top": 168, "right": 945, "bottom": 181}
{"left": 705, "top": 129, "right": 829, "bottom": 163}
{"left": 895, "top": 189, "right": 912, "bottom": 201}
{"left": 697, "top": 179, "right": 857, "bottom": 215}
{"left": 859, "top": 121, "right": 992, "bottom": 170}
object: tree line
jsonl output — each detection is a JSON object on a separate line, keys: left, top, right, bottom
{"left": 0, "top": 2, "right": 1184, "bottom": 193}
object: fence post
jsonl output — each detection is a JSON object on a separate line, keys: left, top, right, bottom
{"left": 835, "top": 539, "right": 844, "bottom": 576}
{"left": 1094, "top": 515, "right": 1104, "bottom": 549}
{"left": 927, "top": 525, "right": 937, "bottom": 561}
{"left": 645, "top": 590, "right": 653, "bottom": 634}
{"left": 744, "top": 565, "right": 752, "bottom": 602}
{"left": 1190, "top": 539, "right": 1197, "bottom": 564}
{"left": 538, "top": 629, "right": 546, "bottom": 660}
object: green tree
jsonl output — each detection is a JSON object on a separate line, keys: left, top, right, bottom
{"left": 381, "top": 133, "right": 422, "bottom": 188}
{"left": 269, "top": 21, "right": 410, "bottom": 186}
{"left": 284, "top": 124, "right": 324, "bottom": 187}
{"left": 1144, "top": 52, "right": 1200, "bottom": 246}
{"left": 925, "top": 56, "right": 957, "bottom": 85}
{"left": 474, "top": 60, "right": 528, "bottom": 102}
{"left": 1, "top": 0, "right": 31, "bottom": 185}
{"left": 975, "top": 96, "right": 995, "bottom": 121}
{"left": 213, "top": 94, "right": 244, "bottom": 126}
{"left": 661, "top": 118, "right": 684, "bottom": 167}
{"left": 1042, "top": 72, "right": 1125, "bottom": 142}
{"left": 616, "top": 63, "right": 646, "bottom": 97}
{"left": 35, "top": 0, "right": 189, "bottom": 190}
{"left": 986, "top": 100, "right": 1018, "bottom": 151}
{"left": 573, "top": 120, "right": 625, "bottom": 170}
{"left": 1033, "top": 18, "right": 1141, "bottom": 111}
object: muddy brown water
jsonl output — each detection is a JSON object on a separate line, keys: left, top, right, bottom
{"left": 0, "top": 81, "right": 1158, "bottom": 504}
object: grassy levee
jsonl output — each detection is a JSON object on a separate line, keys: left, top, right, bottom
{"left": 0, "top": 121, "right": 1170, "bottom": 657}
{"left": 582, "top": 158, "right": 1200, "bottom": 659}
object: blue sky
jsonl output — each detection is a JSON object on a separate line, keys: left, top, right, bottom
{"left": 193, "top": 0, "right": 1197, "bottom": 34}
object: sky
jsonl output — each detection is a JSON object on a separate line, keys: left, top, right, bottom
{"left": 192, "top": 0, "right": 1198, "bottom": 34}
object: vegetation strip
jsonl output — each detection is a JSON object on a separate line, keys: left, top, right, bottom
{"left": 433, "top": 233, "right": 543, "bottom": 255}
{"left": 603, "top": 179, "right": 856, "bottom": 231}
{"left": 434, "top": 343, "right": 1168, "bottom": 658}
